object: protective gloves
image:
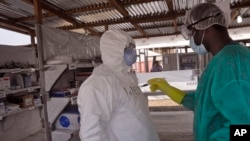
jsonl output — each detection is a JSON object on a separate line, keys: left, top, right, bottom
{"left": 147, "top": 78, "right": 185, "bottom": 104}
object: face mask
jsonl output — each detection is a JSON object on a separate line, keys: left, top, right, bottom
{"left": 189, "top": 31, "right": 208, "bottom": 55}
{"left": 124, "top": 44, "right": 137, "bottom": 66}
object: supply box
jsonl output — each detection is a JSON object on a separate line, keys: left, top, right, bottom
{"left": 8, "top": 94, "right": 34, "bottom": 108}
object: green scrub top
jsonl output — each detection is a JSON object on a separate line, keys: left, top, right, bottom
{"left": 182, "top": 43, "right": 250, "bottom": 141}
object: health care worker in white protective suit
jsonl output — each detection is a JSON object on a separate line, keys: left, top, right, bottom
{"left": 77, "top": 29, "right": 160, "bottom": 141}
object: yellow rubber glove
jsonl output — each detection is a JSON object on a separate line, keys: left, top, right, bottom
{"left": 147, "top": 78, "right": 185, "bottom": 104}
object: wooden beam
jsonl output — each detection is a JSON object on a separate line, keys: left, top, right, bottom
{"left": 165, "top": 0, "right": 178, "bottom": 33}
{"left": 109, "top": 0, "right": 129, "bottom": 16}
{"left": 16, "top": 0, "right": 157, "bottom": 22}
{"left": 0, "top": 25, "right": 31, "bottom": 35}
{"left": 105, "top": 25, "right": 109, "bottom": 31}
{"left": 131, "top": 23, "right": 147, "bottom": 36}
{"left": 229, "top": 23, "right": 250, "bottom": 29}
{"left": 16, "top": 3, "right": 112, "bottom": 22}
{"left": 33, "top": 0, "right": 43, "bottom": 24}
{"left": 86, "top": 28, "right": 102, "bottom": 36}
{"left": 122, "top": 0, "right": 161, "bottom": 5}
{"left": 133, "top": 32, "right": 181, "bottom": 39}
{"left": 16, "top": 0, "right": 250, "bottom": 23}
{"left": 123, "top": 22, "right": 183, "bottom": 32}
{"left": 67, "top": 3, "right": 113, "bottom": 14}
{"left": 231, "top": 2, "right": 250, "bottom": 9}
{"left": 41, "top": 1, "right": 79, "bottom": 25}
{"left": 24, "top": 0, "right": 100, "bottom": 36}
{"left": 24, "top": 0, "right": 78, "bottom": 25}
{"left": 16, "top": 13, "right": 52, "bottom": 22}
{"left": 132, "top": 22, "right": 250, "bottom": 39}
{"left": 230, "top": 9, "right": 239, "bottom": 25}
{"left": 0, "top": 18, "right": 33, "bottom": 34}
{"left": 0, "top": 1, "right": 34, "bottom": 35}
{"left": 30, "top": 34, "right": 36, "bottom": 48}
{"left": 165, "top": 0, "right": 174, "bottom": 13}
{"left": 59, "top": 12, "right": 184, "bottom": 30}
{"left": 41, "top": 1, "right": 102, "bottom": 36}
{"left": 7, "top": 0, "right": 250, "bottom": 39}
{"left": 172, "top": 18, "right": 178, "bottom": 33}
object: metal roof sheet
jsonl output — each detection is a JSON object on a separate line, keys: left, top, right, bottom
{"left": 0, "top": 0, "right": 249, "bottom": 39}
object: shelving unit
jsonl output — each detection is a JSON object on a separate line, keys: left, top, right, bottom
{"left": 0, "top": 68, "right": 38, "bottom": 73}
{"left": 30, "top": 25, "right": 101, "bottom": 141}
{"left": 0, "top": 66, "right": 42, "bottom": 120}
{"left": 44, "top": 62, "right": 97, "bottom": 92}
{"left": 44, "top": 62, "right": 96, "bottom": 141}
{"left": 0, "top": 104, "right": 43, "bottom": 120}
{"left": 0, "top": 44, "right": 48, "bottom": 141}
{"left": 0, "top": 85, "right": 40, "bottom": 98}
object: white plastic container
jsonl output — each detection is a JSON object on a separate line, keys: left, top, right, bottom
{"left": 55, "top": 113, "right": 80, "bottom": 130}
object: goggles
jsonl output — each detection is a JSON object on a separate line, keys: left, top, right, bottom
{"left": 181, "top": 13, "right": 221, "bottom": 40}
{"left": 124, "top": 43, "right": 136, "bottom": 50}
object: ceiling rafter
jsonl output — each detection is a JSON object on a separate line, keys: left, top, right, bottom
{"left": 23, "top": 0, "right": 77, "bottom": 24}
{"left": 118, "top": 16, "right": 250, "bottom": 32}
{"left": 15, "top": 1, "right": 156, "bottom": 22}
{"left": 23, "top": 0, "right": 101, "bottom": 36}
{"left": 0, "top": 18, "right": 34, "bottom": 35}
{"left": 132, "top": 21, "right": 250, "bottom": 39}
{"left": 57, "top": 1, "right": 250, "bottom": 36}
{"left": 165, "top": 0, "right": 178, "bottom": 33}
{"left": 66, "top": 3, "right": 112, "bottom": 14}
{"left": 16, "top": 0, "right": 250, "bottom": 23}
{"left": 16, "top": 3, "right": 113, "bottom": 22}
{"left": 0, "top": 4, "right": 35, "bottom": 35}
{"left": 230, "top": 9, "right": 239, "bottom": 25}
{"left": 122, "top": 0, "right": 161, "bottom": 5}
{"left": 0, "top": 24, "right": 31, "bottom": 35}
{"left": 108, "top": 0, "right": 147, "bottom": 36}
{"left": 59, "top": 12, "right": 185, "bottom": 30}
{"left": 2, "top": 0, "right": 250, "bottom": 40}
{"left": 230, "top": 1, "right": 250, "bottom": 9}
{"left": 133, "top": 32, "right": 180, "bottom": 39}
{"left": 123, "top": 22, "right": 183, "bottom": 32}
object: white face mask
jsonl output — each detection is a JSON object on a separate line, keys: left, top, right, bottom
{"left": 189, "top": 31, "right": 208, "bottom": 55}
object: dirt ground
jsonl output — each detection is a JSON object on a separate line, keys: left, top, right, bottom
{"left": 148, "top": 99, "right": 179, "bottom": 107}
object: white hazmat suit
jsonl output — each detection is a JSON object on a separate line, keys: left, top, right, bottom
{"left": 77, "top": 30, "right": 160, "bottom": 141}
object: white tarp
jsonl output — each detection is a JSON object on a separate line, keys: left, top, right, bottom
{"left": 41, "top": 26, "right": 101, "bottom": 61}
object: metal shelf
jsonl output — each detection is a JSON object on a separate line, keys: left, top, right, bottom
{"left": 68, "top": 62, "right": 95, "bottom": 70}
{"left": 0, "top": 68, "right": 38, "bottom": 73}
{"left": 0, "top": 86, "right": 41, "bottom": 98}
{"left": 44, "top": 62, "right": 100, "bottom": 91}
{"left": 0, "top": 104, "right": 43, "bottom": 120}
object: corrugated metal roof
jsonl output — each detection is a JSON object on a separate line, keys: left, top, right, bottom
{"left": 125, "top": 1, "right": 169, "bottom": 16}
{"left": 48, "top": 0, "right": 109, "bottom": 10}
{"left": 0, "top": 0, "right": 250, "bottom": 39}
{"left": 75, "top": 8, "right": 123, "bottom": 23}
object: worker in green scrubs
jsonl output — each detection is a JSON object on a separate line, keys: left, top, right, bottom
{"left": 148, "top": 3, "right": 250, "bottom": 141}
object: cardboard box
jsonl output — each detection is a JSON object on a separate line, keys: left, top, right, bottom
{"left": 8, "top": 94, "right": 34, "bottom": 108}
{"left": 21, "top": 94, "right": 34, "bottom": 108}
